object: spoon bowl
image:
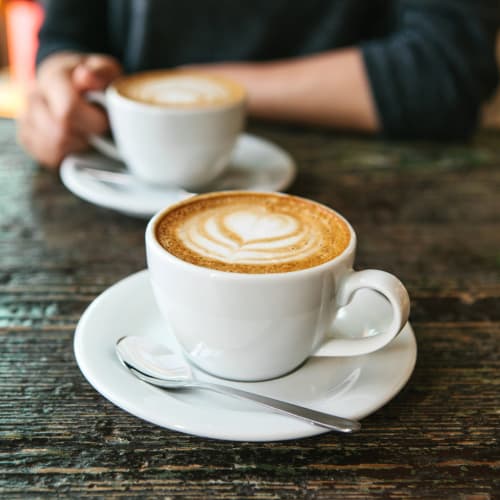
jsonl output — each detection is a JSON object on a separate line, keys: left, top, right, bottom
{"left": 116, "top": 335, "right": 192, "bottom": 384}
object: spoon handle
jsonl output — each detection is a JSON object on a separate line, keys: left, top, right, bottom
{"left": 76, "top": 165, "right": 137, "bottom": 186}
{"left": 198, "top": 381, "right": 361, "bottom": 433}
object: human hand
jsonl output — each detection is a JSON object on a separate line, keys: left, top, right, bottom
{"left": 17, "top": 52, "right": 122, "bottom": 168}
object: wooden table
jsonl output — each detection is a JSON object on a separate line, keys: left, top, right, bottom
{"left": 1, "top": 117, "right": 498, "bottom": 498}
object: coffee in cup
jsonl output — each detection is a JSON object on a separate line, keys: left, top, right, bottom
{"left": 86, "top": 70, "right": 246, "bottom": 190}
{"left": 113, "top": 71, "right": 245, "bottom": 109}
{"left": 146, "top": 192, "right": 410, "bottom": 381}
{"left": 155, "top": 191, "right": 351, "bottom": 274}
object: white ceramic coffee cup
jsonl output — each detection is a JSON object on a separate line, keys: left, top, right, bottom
{"left": 145, "top": 193, "right": 411, "bottom": 381}
{"left": 86, "top": 76, "right": 245, "bottom": 190}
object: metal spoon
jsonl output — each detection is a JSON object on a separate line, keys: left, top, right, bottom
{"left": 75, "top": 164, "right": 139, "bottom": 187}
{"left": 115, "top": 336, "right": 361, "bottom": 433}
{"left": 74, "top": 161, "right": 195, "bottom": 197}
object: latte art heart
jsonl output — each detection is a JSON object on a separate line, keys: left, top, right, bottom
{"left": 223, "top": 211, "right": 299, "bottom": 244}
{"left": 182, "top": 207, "right": 321, "bottom": 264}
{"left": 156, "top": 192, "right": 351, "bottom": 274}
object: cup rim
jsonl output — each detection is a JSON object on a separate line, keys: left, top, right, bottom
{"left": 107, "top": 71, "right": 247, "bottom": 115}
{"left": 146, "top": 191, "right": 357, "bottom": 280}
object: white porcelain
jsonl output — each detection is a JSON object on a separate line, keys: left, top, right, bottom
{"left": 146, "top": 193, "right": 411, "bottom": 381}
{"left": 60, "top": 133, "right": 296, "bottom": 218}
{"left": 73, "top": 270, "right": 417, "bottom": 442}
{"left": 86, "top": 83, "right": 245, "bottom": 190}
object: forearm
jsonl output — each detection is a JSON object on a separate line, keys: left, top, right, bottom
{"left": 202, "top": 48, "right": 380, "bottom": 133}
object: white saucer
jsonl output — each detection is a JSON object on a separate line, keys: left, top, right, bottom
{"left": 74, "top": 270, "right": 417, "bottom": 442}
{"left": 60, "top": 133, "right": 296, "bottom": 218}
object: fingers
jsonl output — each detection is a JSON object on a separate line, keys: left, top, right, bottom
{"left": 73, "top": 54, "right": 123, "bottom": 91}
{"left": 18, "top": 52, "right": 123, "bottom": 168}
{"left": 72, "top": 99, "right": 109, "bottom": 136}
{"left": 38, "top": 55, "right": 81, "bottom": 127}
{"left": 70, "top": 55, "right": 123, "bottom": 135}
{"left": 37, "top": 59, "right": 108, "bottom": 137}
{"left": 37, "top": 53, "right": 122, "bottom": 135}
{"left": 17, "top": 90, "right": 88, "bottom": 168}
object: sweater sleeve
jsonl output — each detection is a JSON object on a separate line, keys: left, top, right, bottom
{"left": 36, "top": 0, "right": 109, "bottom": 65}
{"left": 361, "top": 0, "right": 499, "bottom": 140}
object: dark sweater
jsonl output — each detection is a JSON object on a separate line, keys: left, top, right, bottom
{"left": 37, "top": 0, "right": 499, "bottom": 140}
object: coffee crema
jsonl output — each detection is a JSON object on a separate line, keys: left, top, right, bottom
{"left": 113, "top": 70, "right": 246, "bottom": 108}
{"left": 155, "top": 192, "right": 351, "bottom": 274}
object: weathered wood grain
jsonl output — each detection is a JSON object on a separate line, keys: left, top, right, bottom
{"left": 0, "top": 118, "right": 499, "bottom": 498}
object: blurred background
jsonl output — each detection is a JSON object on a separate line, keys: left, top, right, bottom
{"left": 0, "top": 0, "right": 43, "bottom": 117}
{"left": 0, "top": 0, "right": 499, "bottom": 129}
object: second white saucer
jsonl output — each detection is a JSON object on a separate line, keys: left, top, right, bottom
{"left": 60, "top": 133, "right": 296, "bottom": 218}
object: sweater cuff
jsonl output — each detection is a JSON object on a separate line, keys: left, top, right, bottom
{"left": 361, "top": 41, "right": 402, "bottom": 139}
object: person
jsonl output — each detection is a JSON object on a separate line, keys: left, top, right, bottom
{"left": 18, "top": 0, "right": 500, "bottom": 169}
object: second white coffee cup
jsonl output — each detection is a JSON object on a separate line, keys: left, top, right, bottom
{"left": 86, "top": 70, "right": 246, "bottom": 190}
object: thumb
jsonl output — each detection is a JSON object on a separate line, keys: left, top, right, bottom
{"left": 72, "top": 55, "right": 122, "bottom": 92}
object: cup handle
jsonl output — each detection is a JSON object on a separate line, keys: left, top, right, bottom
{"left": 85, "top": 91, "right": 123, "bottom": 161}
{"left": 314, "top": 269, "right": 410, "bottom": 357}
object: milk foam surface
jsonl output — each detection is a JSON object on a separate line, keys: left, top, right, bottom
{"left": 114, "top": 71, "right": 245, "bottom": 108}
{"left": 156, "top": 193, "right": 351, "bottom": 274}
{"left": 129, "top": 77, "right": 230, "bottom": 105}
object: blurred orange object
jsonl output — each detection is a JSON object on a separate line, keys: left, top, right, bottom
{"left": 0, "top": 69, "right": 23, "bottom": 117}
{"left": 0, "top": 0, "right": 43, "bottom": 117}
{"left": 5, "top": 0, "right": 43, "bottom": 85}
